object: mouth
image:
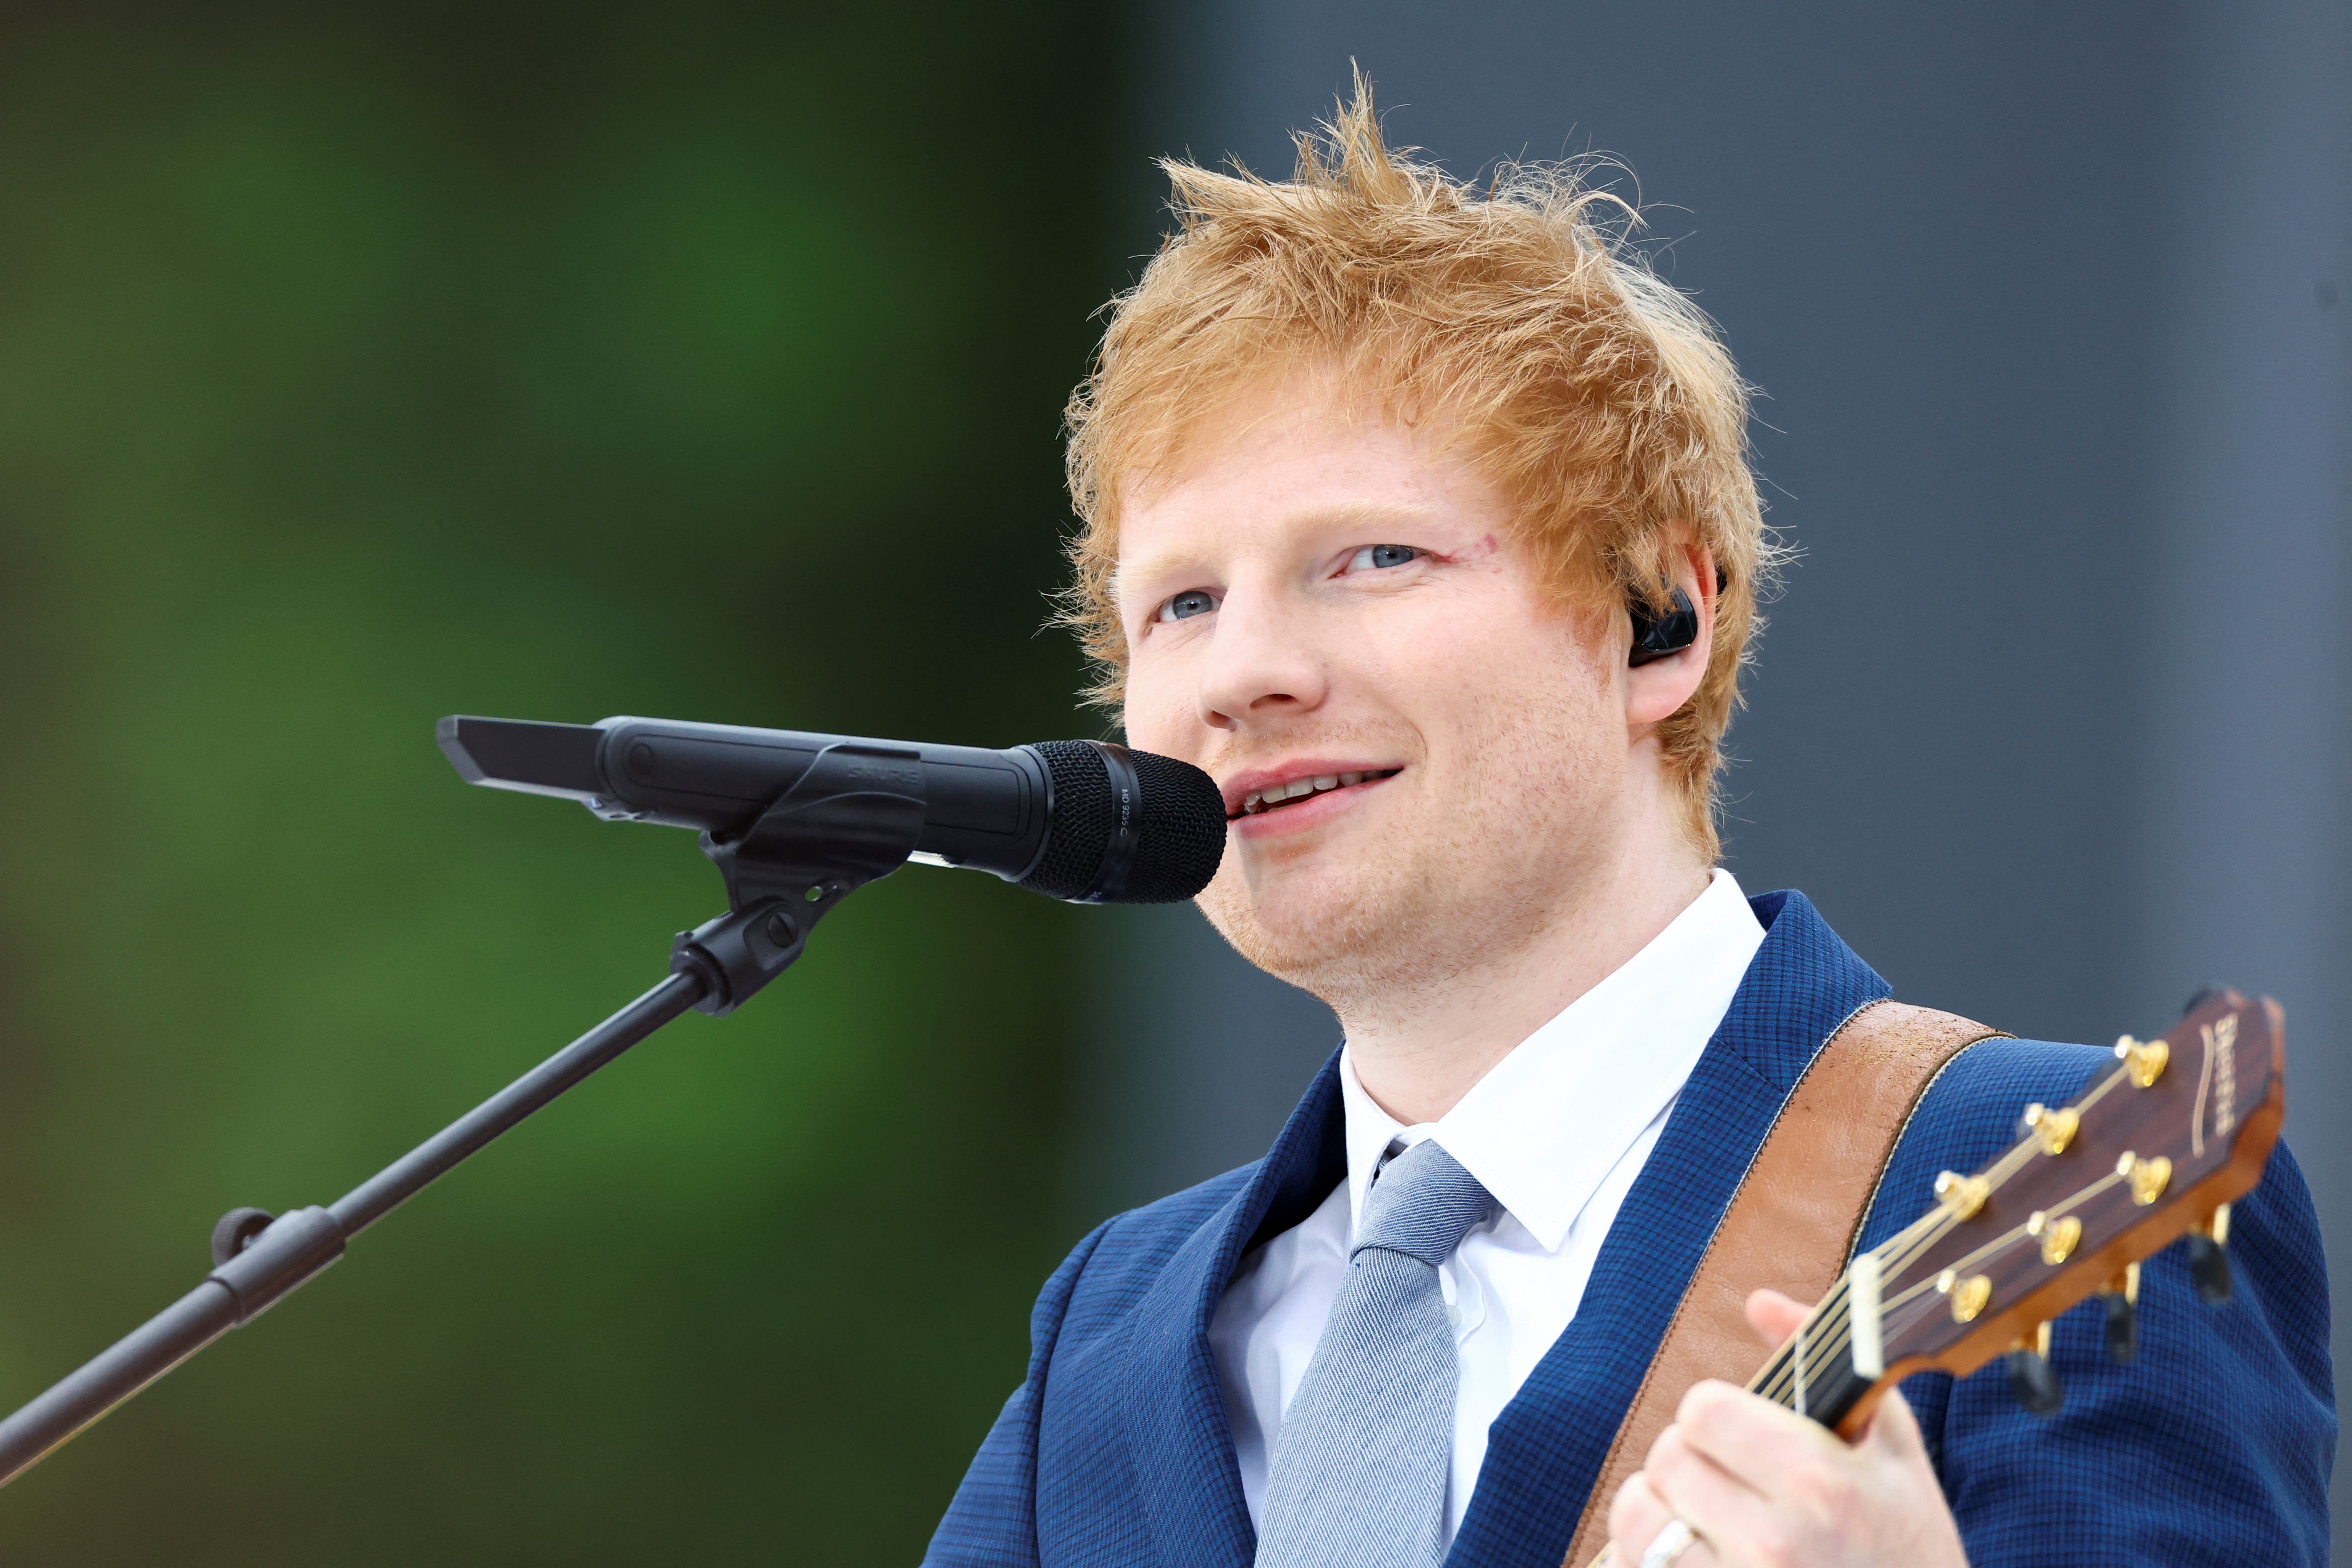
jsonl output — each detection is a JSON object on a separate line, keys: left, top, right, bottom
{"left": 1228, "top": 766, "right": 1403, "bottom": 821}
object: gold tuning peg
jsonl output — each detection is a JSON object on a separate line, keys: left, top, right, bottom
{"left": 1938, "top": 1268, "right": 1992, "bottom": 1323}
{"left": 2118, "top": 1151, "right": 2172, "bottom": 1205}
{"left": 1934, "top": 1169, "right": 1992, "bottom": 1219}
{"left": 2027, "top": 1210, "right": 2082, "bottom": 1264}
{"left": 2115, "top": 1033, "right": 2170, "bottom": 1087}
{"left": 2023, "top": 1102, "right": 2080, "bottom": 1154}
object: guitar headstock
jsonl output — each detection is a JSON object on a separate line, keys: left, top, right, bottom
{"left": 1753, "top": 989, "right": 2285, "bottom": 1434}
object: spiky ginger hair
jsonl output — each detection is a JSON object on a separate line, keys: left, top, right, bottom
{"left": 1061, "top": 79, "right": 1778, "bottom": 859}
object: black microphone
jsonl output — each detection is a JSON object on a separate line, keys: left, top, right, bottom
{"left": 437, "top": 715, "right": 1227, "bottom": 904}
{"left": 0, "top": 719, "right": 1220, "bottom": 1482}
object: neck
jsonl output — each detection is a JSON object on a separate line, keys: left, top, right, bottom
{"left": 1336, "top": 832, "right": 1712, "bottom": 1128}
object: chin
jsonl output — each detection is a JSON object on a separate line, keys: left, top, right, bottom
{"left": 1196, "top": 852, "right": 1437, "bottom": 1002}
{"left": 1195, "top": 792, "right": 1597, "bottom": 1011}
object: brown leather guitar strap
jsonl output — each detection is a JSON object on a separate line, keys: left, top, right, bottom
{"left": 1561, "top": 999, "right": 2009, "bottom": 1568}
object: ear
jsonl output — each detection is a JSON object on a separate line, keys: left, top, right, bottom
{"left": 1624, "top": 542, "right": 1716, "bottom": 727}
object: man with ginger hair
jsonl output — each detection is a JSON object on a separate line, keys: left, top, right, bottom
{"left": 927, "top": 87, "right": 2332, "bottom": 1568}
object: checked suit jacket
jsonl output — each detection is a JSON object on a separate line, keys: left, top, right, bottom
{"left": 926, "top": 891, "right": 2336, "bottom": 1568}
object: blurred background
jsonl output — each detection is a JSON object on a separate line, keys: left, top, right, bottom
{"left": 0, "top": 3, "right": 2341, "bottom": 1564}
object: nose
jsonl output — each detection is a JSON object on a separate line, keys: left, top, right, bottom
{"left": 1195, "top": 585, "right": 1330, "bottom": 730}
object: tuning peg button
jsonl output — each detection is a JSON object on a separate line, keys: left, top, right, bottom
{"left": 2101, "top": 1290, "right": 2137, "bottom": 1364}
{"left": 2006, "top": 1344, "right": 2064, "bottom": 1416}
{"left": 2187, "top": 1232, "right": 2234, "bottom": 1305}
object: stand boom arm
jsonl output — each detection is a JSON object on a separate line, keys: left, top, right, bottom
{"left": 0, "top": 969, "right": 707, "bottom": 1489}
{"left": 0, "top": 735, "right": 931, "bottom": 1491}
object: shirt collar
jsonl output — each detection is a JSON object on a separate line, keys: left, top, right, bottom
{"left": 1338, "top": 869, "right": 1767, "bottom": 1252}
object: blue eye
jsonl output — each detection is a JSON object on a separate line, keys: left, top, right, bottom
{"left": 1157, "top": 588, "right": 1218, "bottom": 623}
{"left": 1347, "top": 544, "right": 1421, "bottom": 572}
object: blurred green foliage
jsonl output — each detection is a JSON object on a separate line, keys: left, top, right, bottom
{"left": 0, "top": 5, "right": 1118, "bottom": 1560}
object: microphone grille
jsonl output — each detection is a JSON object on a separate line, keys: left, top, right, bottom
{"left": 1121, "top": 748, "right": 1228, "bottom": 902}
{"left": 1022, "top": 741, "right": 1115, "bottom": 901}
{"left": 1019, "top": 741, "right": 1226, "bottom": 904}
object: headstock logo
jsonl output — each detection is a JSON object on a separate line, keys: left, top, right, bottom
{"left": 2193, "top": 1012, "right": 2239, "bottom": 1156}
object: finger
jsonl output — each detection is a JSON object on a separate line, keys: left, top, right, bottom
{"left": 1607, "top": 1470, "right": 1727, "bottom": 1568}
{"left": 1862, "top": 1384, "right": 1931, "bottom": 1465}
{"left": 1607, "top": 1468, "right": 1675, "bottom": 1556}
{"left": 1743, "top": 1287, "right": 1809, "bottom": 1348}
{"left": 1641, "top": 1422, "right": 1777, "bottom": 1566}
{"left": 1671, "top": 1379, "right": 1846, "bottom": 1495}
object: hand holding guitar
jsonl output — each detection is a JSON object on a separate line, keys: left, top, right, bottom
{"left": 1605, "top": 1289, "right": 1968, "bottom": 1568}
{"left": 1597, "top": 989, "right": 2283, "bottom": 1568}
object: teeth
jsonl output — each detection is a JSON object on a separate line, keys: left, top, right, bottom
{"left": 1237, "top": 770, "right": 1396, "bottom": 815}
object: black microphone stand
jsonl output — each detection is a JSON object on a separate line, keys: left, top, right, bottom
{"left": 0, "top": 746, "right": 929, "bottom": 1489}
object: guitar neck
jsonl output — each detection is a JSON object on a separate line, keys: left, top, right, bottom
{"left": 1746, "top": 1275, "right": 1872, "bottom": 1428}
{"left": 1746, "top": 1166, "right": 2011, "bottom": 1428}
{"left": 1748, "top": 992, "right": 2281, "bottom": 1438}
{"left": 1746, "top": 1062, "right": 2125, "bottom": 1430}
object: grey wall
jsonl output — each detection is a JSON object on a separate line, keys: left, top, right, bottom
{"left": 1071, "top": 0, "right": 2350, "bottom": 1537}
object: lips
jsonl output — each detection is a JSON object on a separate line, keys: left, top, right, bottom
{"left": 1220, "top": 762, "right": 1404, "bottom": 821}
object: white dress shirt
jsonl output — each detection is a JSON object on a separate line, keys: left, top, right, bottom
{"left": 1207, "top": 869, "right": 1767, "bottom": 1544}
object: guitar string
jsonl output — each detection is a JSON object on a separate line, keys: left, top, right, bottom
{"left": 1752, "top": 1197, "right": 1968, "bottom": 1405}
{"left": 1755, "top": 1063, "right": 2137, "bottom": 1409}
{"left": 1867, "top": 1167, "right": 2127, "bottom": 1322}
{"left": 1752, "top": 1233, "right": 1910, "bottom": 1407}
{"left": 1746, "top": 1278, "right": 1849, "bottom": 1399}
{"left": 1777, "top": 1054, "right": 2189, "bottom": 1411}
{"left": 1860, "top": 1092, "right": 2134, "bottom": 1326}
{"left": 1754, "top": 1197, "right": 1986, "bottom": 1405}
{"left": 1761, "top": 1166, "right": 2063, "bottom": 1409}
{"left": 1750, "top": 1063, "right": 2137, "bottom": 1409}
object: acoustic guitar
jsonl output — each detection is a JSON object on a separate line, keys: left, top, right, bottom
{"left": 1596, "top": 986, "right": 2284, "bottom": 1562}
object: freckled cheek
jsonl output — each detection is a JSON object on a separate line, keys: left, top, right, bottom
{"left": 1358, "top": 603, "right": 1509, "bottom": 703}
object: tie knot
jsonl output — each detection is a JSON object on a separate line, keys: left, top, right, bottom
{"left": 1353, "top": 1140, "right": 1497, "bottom": 1266}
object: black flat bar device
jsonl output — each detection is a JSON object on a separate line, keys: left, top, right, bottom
{"left": 439, "top": 715, "right": 1055, "bottom": 881}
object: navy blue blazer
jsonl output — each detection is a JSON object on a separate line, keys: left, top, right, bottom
{"left": 928, "top": 891, "right": 2335, "bottom": 1567}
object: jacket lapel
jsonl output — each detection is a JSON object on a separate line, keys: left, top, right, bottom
{"left": 1446, "top": 891, "right": 1891, "bottom": 1568}
{"left": 1121, "top": 1048, "right": 1349, "bottom": 1568}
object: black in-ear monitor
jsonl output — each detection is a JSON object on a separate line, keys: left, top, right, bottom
{"left": 1628, "top": 586, "right": 1699, "bottom": 666}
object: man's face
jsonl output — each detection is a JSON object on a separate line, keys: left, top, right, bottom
{"left": 1117, "top": 378, "right": 1648, "bottom": 1005}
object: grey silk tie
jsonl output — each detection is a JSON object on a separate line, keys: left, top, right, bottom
{"left": 1254, "top": 1139, "right": 1500, "bottom": 1568}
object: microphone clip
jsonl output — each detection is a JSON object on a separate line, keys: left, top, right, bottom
{"left": 668, "top": 742, "right": 928, "bottom": 1016}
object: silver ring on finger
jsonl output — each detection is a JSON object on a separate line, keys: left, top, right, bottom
{"left": 1638, "top": 1518, "right": 1699, "bottom": 1568}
